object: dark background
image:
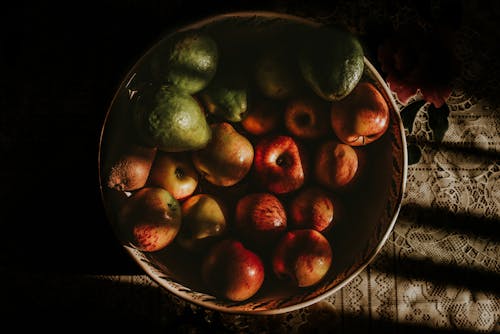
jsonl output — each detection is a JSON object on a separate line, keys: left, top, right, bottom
{"left": 0, "top": 1, "right": 310, "bottom": 328}
{"left": 1, "top": 1, "right": 286, "bottom": 276}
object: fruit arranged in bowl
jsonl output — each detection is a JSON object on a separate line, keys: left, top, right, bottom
{"left": 99, "top": 12, "right": 406, "bottom": 314}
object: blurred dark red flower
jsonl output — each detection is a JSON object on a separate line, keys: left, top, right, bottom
{"left": 377, "top": 24, "right": 459, "bottom": 108}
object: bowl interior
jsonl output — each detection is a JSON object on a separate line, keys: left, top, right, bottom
{"left": 99, "top": 12, "right": 406, "bottom": 315}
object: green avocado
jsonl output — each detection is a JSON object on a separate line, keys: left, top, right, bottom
{"left": 299, "top": 26, "right": 364, "bottom": 101}
{"left": 133, "top": 85, "right": 212, "bottom": 152}
{"left": 151, "top": 30, "right": 218, "bottom": 94}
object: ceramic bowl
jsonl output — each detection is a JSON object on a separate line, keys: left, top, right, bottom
{"left": 98, "top": 12, "right": 407, "bottom": 315}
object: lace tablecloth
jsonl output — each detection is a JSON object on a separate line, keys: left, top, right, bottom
{"left": 85, "top": 2, "right": 500, "bottom": 332}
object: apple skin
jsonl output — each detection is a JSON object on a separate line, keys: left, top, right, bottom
{"left": 285, "top": 96, "right": 331, "bottom": 139}
{"left": 241, "top": 98, "right": 282, "bottom": 136}
{"left": 253, "top": 135, "right": 308, "bottom": 194}
{"left": 192, "top": 122, "right": 254, "bottom": 187}
{"left": 272, "top": 229, "right": 332, "bottom": 287}
{"left": 331, "top": 82, "right": 389, "bottom": 146}
{"left": 177, "top": 194, "right": 227, "bottom": 251}
{"left": 148, "top": 152, "right": 198, "bottom": 200}
{"left": 117, "top": 187, "right": 181, "bottom": 252}
{"left": 315, "top": 140, "right": 358, "bottom": 190}
{"left": 235, "top": 193, "right": 287, "bottom": 247}
{"left": 289, "top": 187, "right": 334, "bottom": 232}
{"left": 105, "top": 144, "right": 157, "bottom": 192}
{"left": 202, "top": 239, "right": 265, "bottom": 301}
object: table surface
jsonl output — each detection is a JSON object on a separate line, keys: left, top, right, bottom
{"left": 1, "top": 1, "right": 499, "bottom": 332}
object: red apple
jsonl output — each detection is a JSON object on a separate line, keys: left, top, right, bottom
{"left": 148, "top": 152, "right": 198, "bottom": 200}
{"left": 253, "top": 135, "right": 307, "bottom": 194}
{"left": 235, "top": 193, "right": 287, "bottom": 247}
{"left": 285, "top": 95, "right": 331, "bottom": 139}
{"left": 117, "top": 187, "right": 181, "bottom": 252}
{"left": 315, "top": 140, "right": 358, "bottom": 190}
{"left": 331, "top": 82, "right": 389, "bottom": 146}
{"left": 202, "top": 239, "right": 265, "bottom": 301}
{"left": 272, "top": 229, "right": 332, "bottom": 287}
{"left": 289, "top": 187, "right": 334, "bottom": 232}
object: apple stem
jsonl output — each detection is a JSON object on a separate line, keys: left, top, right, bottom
{"left": 276, "top": 154, "right": 291, "bottom": 168}
{"left": 295, "top": 113, "right": 311, "bottom": 127}
{"left": 175, "top": 167, "right": 185, "bottom": 179}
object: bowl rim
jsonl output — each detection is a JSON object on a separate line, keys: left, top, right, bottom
{"left": 98, "top": 10, "right": 408, "bottom": 315}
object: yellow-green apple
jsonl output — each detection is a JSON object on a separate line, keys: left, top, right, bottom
{"left": 117, "top": 187, "right": 181, "bottom": 252}
{"left": 177, "top": 194, "right": 227, "bottom": 251}
{"left": 272, "top": 229, "right": 332, "bottom": 287}
{"left": 202, "top": 239, "right": 265, "bottom": 301}
{"left": 315, "top": 140, "right": 358, "bottom": 190}
{"left": 285, "top": 95, "right": 331, "bottom": 139}
{"left": 289, "top": 187, "right": 334, "bottom": 232}
{"left": 192, "top": 122, "right": 254, "bottom": 187}
{"left": 331, "top": 82, "right": 389, "bottom": 146}
{"left": 235, "top": 193, "right": 287, "bottom": 248}
{"left": 148, "top": 152, "right": 198, "bottom": 200}
{"left": 105, "top": 144, "right": 157, "bottom": 192}
{"left": 241, "top": 98, "right": 283, "bottom": 136}
{"left": 253, "top": 135, "right": 307, "bottom": 194}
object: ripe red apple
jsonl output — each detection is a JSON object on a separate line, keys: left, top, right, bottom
{"left": 202, "top": 239, "right": 265, "bottom": 301}
{"left": 272, "top": 229, "right": 332, "bottom": 287}
{"left": 192, "top": 122, "right": 254, "bottom": 187}
{"left": 148, "top": 152, "right": 198, "bottom": 200}
{"left": 235, "top": 193, "right": 287, "bottom": 247}
{"left": 331, "top": 82, "right": 389, "bottom": 146}
{"left": 315, "top": 140, "right": 358, "bottom": 190}
{"left": 289, "top": 187, "right": 334, "bottom": 232}
{"left": 117, "top": 187, "right": 181, "bottom": 252}
{"left": 253, "top": 135, "right": 307, "bottom": 194}
{"left": 285, "top": 95, "right": 331, "bottom": 139}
